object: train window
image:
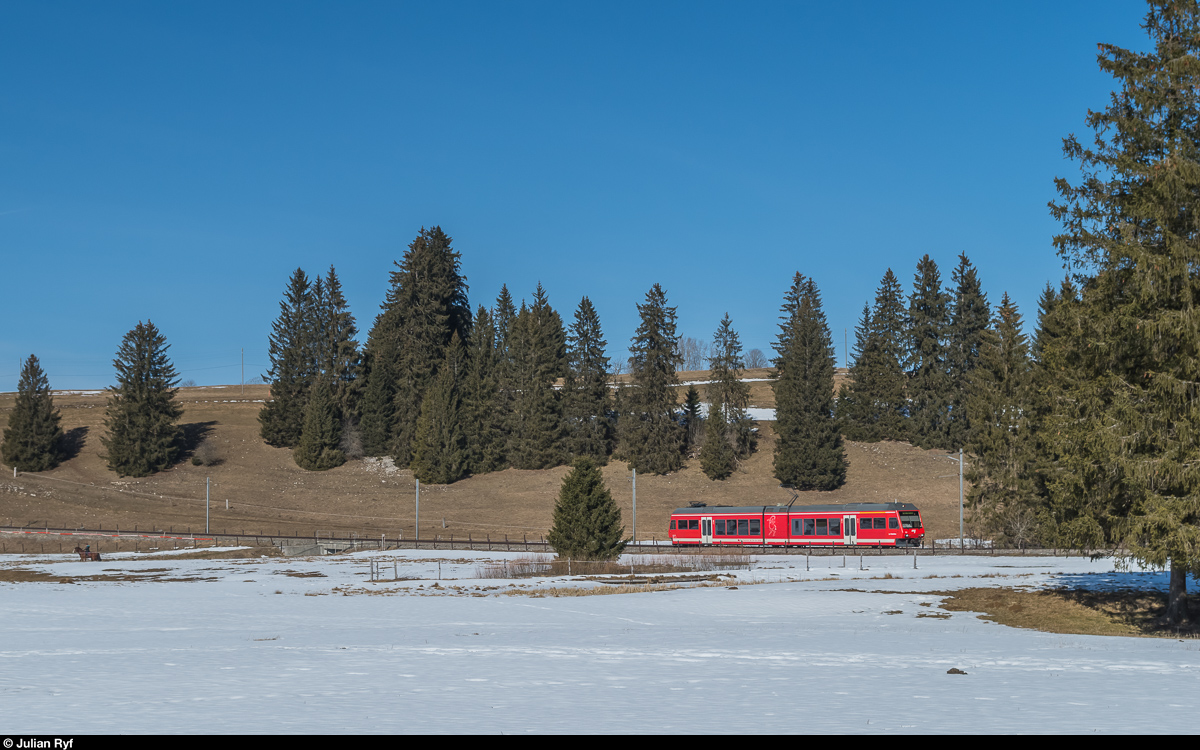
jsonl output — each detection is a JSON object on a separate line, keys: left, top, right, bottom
{"left": 689, "top": 520, "right": 700, "bottom": 530}
{"left": 737, "top": 520, "right": 749, "bottom": 535}
{"left": 803, "top": 519, "right": 815, "bottom": 536}
{"left": 716, "top": 519, "right": 726, "bottom": 535}
{"left": 670, "top": 520, "right": 676, "bottom": 530}
{"left": 889, "top": 517, "right": 899, "bottom": 529}
{"left": 830, "top": 518, "right": 841, "bottom": 535}
{"left": 815, "top": 518, "right": 828, "bottom": 535}
{"left": 900, "top": 511, "right": 922, "bottom": 529}
{"left": 874, "top": 518, "right": 886, "bottom": 530}
{"left": 791, "top": 519, "right": 802, "bottom": 536}
{"left": 749, "top": 519, "right": 760, "bottom": 535}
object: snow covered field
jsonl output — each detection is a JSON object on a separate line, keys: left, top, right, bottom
{"left": 2, "top": 549, "right": 1198, "bottom": 733}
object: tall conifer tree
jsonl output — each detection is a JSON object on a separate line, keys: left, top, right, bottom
{"left": 772, "top": 274, "right": 847, "bottom": 490}
{"left": 945, "top": 253, "right": 990, "bottom": 449}
{"left": 101, "top": 321, "right": 183, "bottom": 477}
{"left": 462, "top": 306, "right": 506, "bottom": 474}
{"left": 507, "top": 285, "right": 568, "bottom": 469}
{"left": 1043, "top": 1, "right": 1200, "bottom": 624}
{"left": 906, "top": 255, "right": 951, "bottom": 449}
{"left": 359, "top": 226, "right": 470, "bottom": 465}
{"left": 564, "top": 296, "right": 613, "bottom": 462}
{"left": 260, "top": 269, "right": 317, "bottom": 447}
{"left": 838, "top": 303, "right": 881, "bottom": 441}
{"left": 707, "top": 313, "right": 753, "bottom": 457}
{"left": 620, "top": 284, "right": 684, "bottom": 474}
{"left": 319, "top": 266, "right": 360, "bottom": 417}
{"left": 965, "top": 294, "right": 1038, "bottom": 545}
{"left": 1, "top": 355, "right": 64, "bottom": 472}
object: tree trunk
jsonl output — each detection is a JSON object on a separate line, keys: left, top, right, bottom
{"left": 1167, "top": 558, "right": 1189, "bottom": 628}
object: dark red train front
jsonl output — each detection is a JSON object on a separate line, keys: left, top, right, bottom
{"left": 668, "top": 502, "right": 925, "bottom": 548}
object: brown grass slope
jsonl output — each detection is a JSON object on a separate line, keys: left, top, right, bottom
{"left": 0, "top": 371, "right": 962, "bottom": 543}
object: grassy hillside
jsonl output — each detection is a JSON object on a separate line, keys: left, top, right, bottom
{"left": 0, "top": 373, "right": 966, "bottom": 543}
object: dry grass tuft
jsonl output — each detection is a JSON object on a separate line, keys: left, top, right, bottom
{"left": 937, "top": 587, "right": 1200, "bottom": 638}
{"left": 502, "top": 582, "right": 685, "bottom": 597}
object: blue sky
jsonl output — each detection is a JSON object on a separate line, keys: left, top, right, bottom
{"left": 0, "top": 1, "right": 1151, "bottom": 389}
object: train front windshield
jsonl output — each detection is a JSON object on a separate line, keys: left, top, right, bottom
{"left": 899, "top": 511, "right": 922, "bottom": 529}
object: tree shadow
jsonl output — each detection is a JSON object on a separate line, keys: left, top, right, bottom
{"left": 178, "top": 421, "right": 218, "bottom": 464}
{"left": 60, "top": 427, "right": 89, "bottom": 461}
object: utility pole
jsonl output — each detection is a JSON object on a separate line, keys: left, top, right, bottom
{"left": 944, "top": 450, "right": 965, "bottom": 551}
{"left": 241, "top": 348, "right": 244, "bottom": 396}
{"left": 415, "top": 478, "right": 420, "bottom": 541}
{"left": 631, "top": 468, "right": 637, "bottom": 543}
{"left": 206, "top": 476, "right": 210, "bottom": 535}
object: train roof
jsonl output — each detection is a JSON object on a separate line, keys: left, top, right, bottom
{"left": 671, "top": 502, "right": 921, "bottom": 515}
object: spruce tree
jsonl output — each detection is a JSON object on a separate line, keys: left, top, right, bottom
{"left": 869, "top": 269, "right": 909, "bottom": 440}
{"left": 964, "top": 294, "right": 1038, "bottom": 546}
{"left": 101, "top": 321, "right": 184, "bottom": 477}
{"left": 319, "top": 266, "right": 360, "bottom": 417}
{"left": 506, "top": 284, "right": 568, "bottom": 469}
{"left": 411, "top": 334, "right": 469, "bottom": 484}
{"left": 293, "top": 377, "right": 346, "bottom": 471}
{"left": 620, "top": 284, "right": 684, "bottom": 474}
{"left": 1041, "top": 0, "right": 1200, "bottom": 625}
{"left": 547, "top": 456, "right": 626, "bottom": 561}
{"left": 838, "top": 303, "right": 881, "bottom": 441}
{"left": 564, "top": 296, "right": 613, "bottom": 462}
{"left": 359, "top": 226, "right": 470, "bottom": 464}
{"left": 1, "top": 355, "right": 64, "bottom": 472}
{"left": 945, "top": 253, "right": 990, "bottom": 449}
{"left": 681, "top": 385, "right": 703, "bottom": 454}
{"left": 490, "top": 285, "right": 519, "bottom": 459}
{"left": 462, "top": 306, "right": 506, "bottom": 474}
{"left": 699, "top": 403, "right": 736, "bottom": 480}
{"left": 906, "top": 255, "right": 951, "bottom": 449}
{"left": 772, "top": 274, "right": 847, "bottom": 490}
{"left": 259, "top": 269, "right": 317, "bottom": 447}
{"left": 708, "top": 314, "right": 753, "bottom": 457}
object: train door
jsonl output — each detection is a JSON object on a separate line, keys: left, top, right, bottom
{"left": 701, "top": 517, "right": 713, "bottom": 546}
{"left": 842, "top": 515, "right": 857, "bottom": 546}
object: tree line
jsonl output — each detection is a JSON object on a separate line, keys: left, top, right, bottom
{"left": 254, "top": 226, "right": 845, "bottom": 488}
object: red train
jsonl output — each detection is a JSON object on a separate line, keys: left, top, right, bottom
{"left": 668, "top": 502, "right": 925, "bottom": 548}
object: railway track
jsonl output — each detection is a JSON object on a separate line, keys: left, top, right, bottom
{"left": 0, "top": 524, "right": 1094, "bottom": 557}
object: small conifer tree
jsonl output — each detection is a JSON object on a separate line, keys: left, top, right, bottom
{"left": 547, "top": 456, "right": 626, "bottom": 561}
{"left": 410, "top": 334, "right": 469, "bottom": 484}
{"left": 293, "top": 378, "right": 347, "bottom": 471}
{"left": 681, "top": 385, "right": 703, "bottom": 454}
{"left": 1, "top": 355, "right": 64, "bottom": 472}
{"left": 699, "top": 404, "right": 736, "bottom": 480}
